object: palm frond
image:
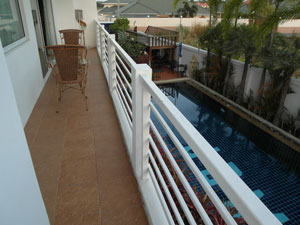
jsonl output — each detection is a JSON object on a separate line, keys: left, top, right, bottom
{"left": 221, "top": 0, "right": 243, "bottom": 37}
{"left": 248, "top": 0, "right": 271, "bottom": 19}
{"left": 173, "top": 0, "right": 182, "bottom": 10}
{"left": 258, "top": 2, "right": 300, "bottom": 40}
{"left": 208, "top": 0, "right": 223, "bottom": 24}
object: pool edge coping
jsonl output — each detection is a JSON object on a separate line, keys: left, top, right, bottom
{"left": 185, "top": 79, "right": 300, "bottom": 153}
{"left": 156, "top": 77, "right": 300, "bottom": 153}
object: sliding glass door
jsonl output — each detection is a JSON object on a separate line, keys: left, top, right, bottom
{"left": 31, "top": 0, "right": 56, "bottom": 77}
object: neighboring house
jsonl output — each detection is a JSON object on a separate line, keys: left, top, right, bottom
{"left": 196, "top": 5, "right": 210, "bottom": 17}
{"left": 99, "top": 0, "right": 136, "bottom": 17}
{"left": 195, "top": 2, "right": 209, "bottom": 8}
{"left": 215, "top": 2, "right": 248, "bottom": 17}
{"left": 118, "top": 0, "right": 181, "bottom": 18}
{"left": 103, "top": 0, "right": 210, "bottom": 18}
{"left": 101, "top": 0, "right": 136, "bottom": 8}
{"left": 99, "top": 5, "right": 119, "bottom": 16}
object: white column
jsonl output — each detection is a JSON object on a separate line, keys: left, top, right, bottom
{"left": 132, "top": 64, "right": 152, "bottom": 180}
{"left": 108, "top": 34, "right": 116, "bottom": 93}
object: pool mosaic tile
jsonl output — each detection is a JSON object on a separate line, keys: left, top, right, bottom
{"left": 184, "top": 146, "right": 197, "bottom": 159}
{"left": 214, "top": 147, "right": 221, "bottom": 152}
{"left": 153, "top": 83, "right": 300, "bottom": 225}
{"left": 200, "top": 162, "right": 242, "bottom": 187}
{"left": 275, "top": 213, "right": 289, "bottom": 223}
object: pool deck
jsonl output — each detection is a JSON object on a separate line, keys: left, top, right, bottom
{"left": 24, "top": 48, "right": 148, "bottom": 225}
{"left": 153, "top": 66, "right": 184, "bottom": 81}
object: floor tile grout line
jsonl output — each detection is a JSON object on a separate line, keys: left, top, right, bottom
{"left": 52, "top": 94, "right": 71, "bottom": 225}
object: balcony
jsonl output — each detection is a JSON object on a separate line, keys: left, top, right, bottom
{"left": 23, "top": 21, "right": 282, "bottom": 225}
{"left": 24, "top": 49, "right": 148, "bottom": 225}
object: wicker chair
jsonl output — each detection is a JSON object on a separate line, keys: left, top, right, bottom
{"left": 45, "top": 45, "right": 88, "bottom": 112}
{"left": 59, "top": 29, "right": 87, "bottom": 59}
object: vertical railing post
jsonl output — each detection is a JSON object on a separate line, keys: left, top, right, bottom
{"left": 96, "top": 25, "right": 100, "bottom": 54}
{"left": 108, "top": 34, "right": 116, "bottom": 93}
{"left": 100, "top": 25, "right": 106, "bottom": 65}
{"left": 132, "top": 64, "right": 152, "bottom": 180}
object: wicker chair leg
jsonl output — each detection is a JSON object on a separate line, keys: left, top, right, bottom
{"left": 56, "top": 83, "right": 60, "bottom": 113}
{"left": 83, "top": 92, "right": 88, "bottom": 111}
{"left": 59, "top": 84, "right": 62, "bottom": 101}
{"left": 79, "top": 82, "right": 88, "bottom": 111}
{"left": 82, "top": 77, "right": 87, "bottom": 96}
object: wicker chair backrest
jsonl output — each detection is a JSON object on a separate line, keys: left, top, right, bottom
{"left": 47, "top": 45, "right": 84, "bottom": 82}
{"left": 59, "top": 29, "right": 83, "bottom": 45}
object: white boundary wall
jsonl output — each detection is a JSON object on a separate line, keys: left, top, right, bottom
{"left": 99, "top": 16, "right": 300, "bottom": 30}
{"left": 176, "top": 43, "right": 300, "bottom": 117}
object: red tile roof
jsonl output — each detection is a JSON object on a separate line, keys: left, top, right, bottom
{"left": 195, "top": 2, "right": 209, "bottom": 8}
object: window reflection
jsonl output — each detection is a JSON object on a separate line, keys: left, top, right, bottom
{"left": 0, "top": 0, "right": 25, "bottom": 47}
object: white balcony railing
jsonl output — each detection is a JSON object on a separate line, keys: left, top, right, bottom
{"left": 95, "top": 20, "right": 281, "bottom": 225}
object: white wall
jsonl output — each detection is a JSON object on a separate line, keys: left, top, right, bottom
{"left": 279, "top": 20, "right": 300, "bottom": 27}
{"left": 0, "top": 40, "right": 49, "bottom": 225}
{"left": 177, "top": 44, "right": 267, "bottom": 97}
{"left": 284, "top": 78, "right": 300, "bottom": 117}
{"left": 5, "top": 0, "right": 50, "bottom": 127}
{"left": 128, "top": 17, "right": 210, "bottom": 29}
{"left": 52, "top": 0, "right": 76, "bottom": 44}
{"left": 52, "top": 0, "right": 97, "bottom": 48}
{"left": 178, "top": 44, "right": 300, "bottom": 117}
{"left": 73, "top": 0, "right": 97, "bottom": 48}
{"left": 175, "top": 43, "right": 206, "bottom": 76}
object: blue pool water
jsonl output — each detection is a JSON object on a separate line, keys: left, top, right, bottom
{"left": 152, "top": 83, "right": 300, "bottom": 224}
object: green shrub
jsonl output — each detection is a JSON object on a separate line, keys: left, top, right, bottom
{"left": 110, "top": 18, "right": 130, "bottom": 34}
{"left": 118, "top": 35, "right": 146, "bottom": 60}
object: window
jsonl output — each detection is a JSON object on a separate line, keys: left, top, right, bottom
{"left": 0, "top": 0, "right": 25, "bottom": 48}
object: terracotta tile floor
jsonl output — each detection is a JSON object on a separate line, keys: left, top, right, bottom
{"left": 24, "top": 48, "right": 149, "bottom": 225}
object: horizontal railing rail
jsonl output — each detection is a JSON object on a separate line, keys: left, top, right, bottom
{"left": 145, "top": 26, "right": 179, "bottom": 37}
{"left": 95, "top": 19, "right": 282, "bottom": 225}
{"left": 127, "top": 30, "right": 178, "bottom": 47}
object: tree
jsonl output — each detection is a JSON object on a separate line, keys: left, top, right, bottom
{"left": 248, "top": 0, "right": 270, "bottom": 26}
{"left": 207, "top": 0, "right": 223, "bottom": 27}
{"left": 255, "top": 0, "right": 300, "bottom": 107}
{"left": 177, "top": 2, "right": 198, "bottom": 18}
{"left": 118, "top": 35, "right": 146, "bottom": 60}
{"left": 221, "top": 0, "right": 244, "bottom": 96}
{"left": 233, "top": 25, "right": 257, "bottom": 104}
{"left": 199, "top": 23, "right": 227, "bottom": 89}
{"left": 110, "top": 18, "right": 130, "bottom": 41}
{"left": 265, "top": 36, "right": 300, "bottom": 126}
{"left": 174, "top": 0, "right": 222, "bottom": 72}
{"left": 205, "top": 0, "right": 223, "bottom": 73}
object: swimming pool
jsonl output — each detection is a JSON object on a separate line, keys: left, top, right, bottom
{"left": 152, "top": 82, "right": 300, "bottom": 224}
